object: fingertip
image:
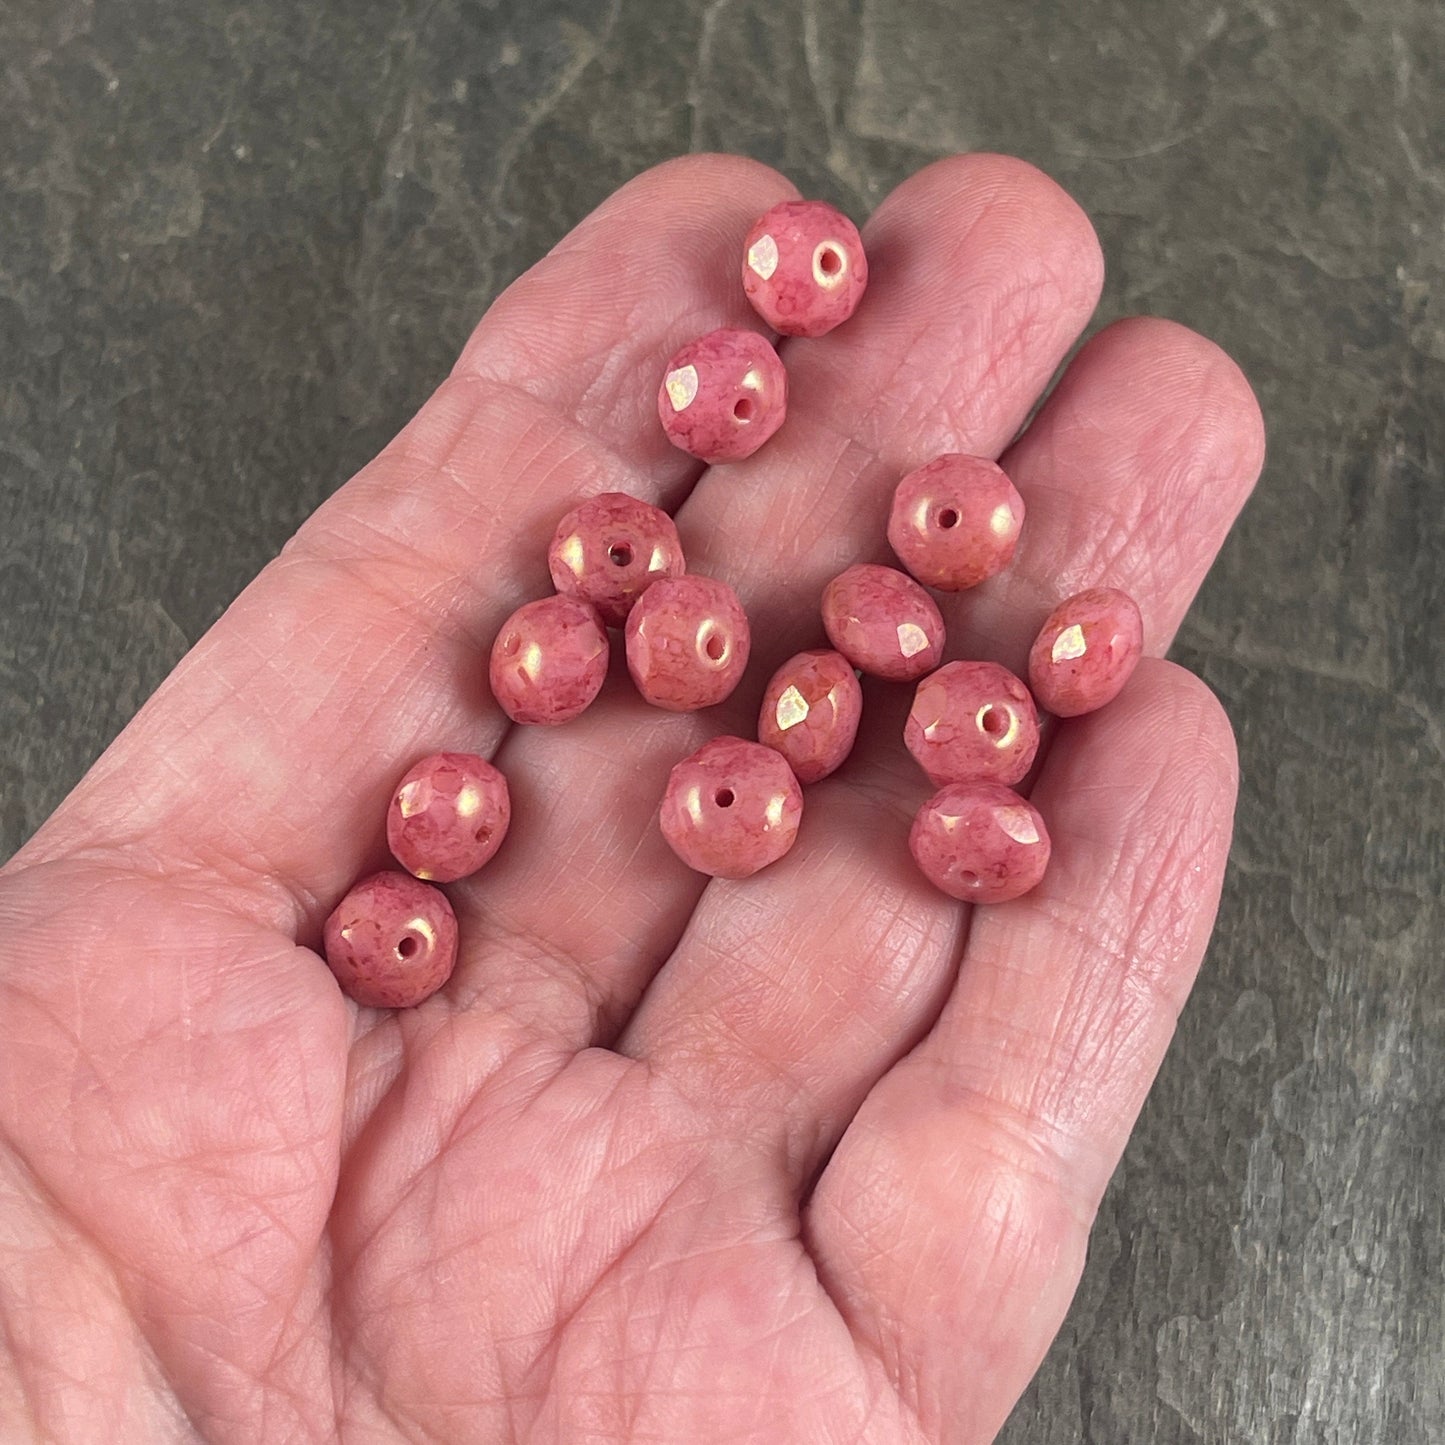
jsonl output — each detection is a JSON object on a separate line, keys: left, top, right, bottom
{"left": 1072, "top": 316, "right": 1267, "bottom": 496}
{"left": 865, "top": 152, "right": 1105, "bottom": 320}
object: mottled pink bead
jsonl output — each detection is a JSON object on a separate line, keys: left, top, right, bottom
{"left": 625, "top": 575, "right": 751, "bottom": 711}
{"left": 489, "top": 595, "right": 609, "bottom": 725}
{"left": 659, "top": 736, "right": 804, "bottom": 879}
{"left": 322, "top": 871, "right": 459, "bottom": 1008}
{"left": 887, "top": 454, "right": 1025, "bottom": 591}
{"left": 741, "top": 199, "right": 868, "bottom": 338}
{"left": 909, "top": 782, "right": 1051, "bottom": 904}
{"left": 821, "top": 563, "right": 945, "bottom": 681}
{"left": 386, "top": 752, "right": 511, "bottom": 883}
{"left": 657, "top": 327, "right": 787, "bottom": 463}
{"left": 757, "top": 649, "right": 863, "bottom": 784}
{"left": 905, "top": 661, "right": 1040, "bottom": 787}
{"left": 1028, "top": 587, "right": 1144, "bottom": 717}
{"left": 547, "top": 492, "right": 685, "bottom": 627}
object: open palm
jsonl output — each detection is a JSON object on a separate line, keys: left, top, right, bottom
{"left": 0, "top": 154, "right": 1263, "bottom": 1443}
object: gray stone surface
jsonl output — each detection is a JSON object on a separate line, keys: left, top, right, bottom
{"left": 1, "top": 0, "right": 1441, "bottom": 1439}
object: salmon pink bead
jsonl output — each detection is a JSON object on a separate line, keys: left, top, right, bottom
{"left": 657, "top": 328, "right": 787, "bottom": 463}
{"left": 887, "top": 454, "right": 1025, "bottom": 591}
{"left": 386, "top": 752, "right": 511, "bottom": 883}
{"left": 905, "top": 661, "right": 1040, "bottom": 787}
{"left": 323, "top": 871, "right": 459, "bottom": 1008}
{"left": 1028, "top": 586, "right": 1144, "bottom": 717}
{"left": 625, "top": 574, "right": 751, "bottom": 711}
{"left": 757, "top": 648, "right": 863, "bottom": 784}
{"left": 910, "top": 782, "right": 1051, "bottom": 903}
{"left": 659, "top": 736, "right": 804, "bottom": 879}
{"left": 547, "top": 492, "right": 685, "bottom": 627}
{"left": 741, "top": 199, "right": 868, "bottom": 338}
{"left": 821, "top": 563, "right": 945, "bottom": 681}
{"left": 489, "top": 595, "right": 609, "bottom": 725}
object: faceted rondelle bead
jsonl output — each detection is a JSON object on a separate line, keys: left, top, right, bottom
{"left": 757, "top": 648, "right": 863, "bottom": 784}
{"left": 659, "top": 736, "right": 804, "bottom": 879}
{"left": 386, "top": 752, "right": 511, "bottom": 883}
{"left": 820, "top": 563, "right": 945, "bottom": 681}
{"left": 625, "top": 574, "right": 751, "bottom": 711}
{"left": 322, "top": 871, "right": 459, "bottom": 1009}
{"left": 909, "top": 782, "right": 1051, "bottom": 904}
{"left": 489, "top": 595, "right": 609, "bottom": 726}
{"left": 741, "top": 199, "right": 869, "bottom": 338}
{"left": 905, "top": 660, "right": 1040, "bottom": 787}
{"left": 657, "top": 327, "right": 788, "bottom": 463}
{"left": 1028, "top": 586, "right": 1145, "bottom": 717}
{"left": 887, "top": 454, "right": 1025, "bottom": 591}
{"left": 547, "top": 491, "right": 686, "bottom": 627}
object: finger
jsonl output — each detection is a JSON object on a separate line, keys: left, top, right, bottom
{"left": 804, "top": 661, "right": 1238, "bottom": 1443}
{"left": 971, "top": 312, "right": 1269, "bottom": 671}
{"left": 455, "top": 154, "right": 1102, "bottom": 1045}
{"left": 622, "top": 308, "right": 1263, "bottom": 1181}
{"left": 17, "top": 155, "right": 797, "bottom": 929}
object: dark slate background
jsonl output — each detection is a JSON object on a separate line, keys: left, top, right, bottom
{"left": 2, "top": 1, "right": 1441, "bottom": 1439}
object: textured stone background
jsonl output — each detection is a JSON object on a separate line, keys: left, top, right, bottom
{"left": 2, "top": 0, "right": 1441, "bottom": 1439}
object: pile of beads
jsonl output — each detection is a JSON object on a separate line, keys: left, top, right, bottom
{"left": 321, "top": 197, "right": 1144, "bottom": 1010}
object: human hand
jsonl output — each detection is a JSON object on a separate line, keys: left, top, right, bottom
{"left": 0, "top": 154, "right": 1264, "bottom": 1443}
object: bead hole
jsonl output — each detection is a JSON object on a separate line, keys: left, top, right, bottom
{"left": 714, "top": 788, "right": 735, "bottom": 808}
{"left": 733, "top": 396, "right": 755, "bottom": 422}
{"left": 937, "top": 508, "right": 960, "bottom": 529}
{"left": 704, "top": 632, "right": 726, "bottom": 661}
{"left": 958, "top": 870, "right": 979, "bottom": 887}
{"left": 980, "top": 706, "right": 1008, "bottom": 737}
{"left": 818, "top": 245, "right": 842, "bottom": 276}
{"left": 397, "top": 935, "right": 419, "bottom": 959}
{"left": 474, "top": 826, "right": 490, "bottom": 843}
{"left": 608, "top": 542, "right": 633, "bottom": 567}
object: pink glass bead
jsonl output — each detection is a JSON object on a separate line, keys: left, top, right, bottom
{"left": 905, "top": 661, "right": 1040, "bottom": 787}
{"left": 489, "top": 595, "right": 609, "bottom": 726}
{"left": 386, "top": 752, "right": 511, "bottom": 883}
{"left": 821, "top": 563, "right": 945, "bottom": 681}
{"left": 887, "top": 454, "right": 1025, "bottom": 591}
{"left": 657, "top": 327, "right": 787, "bottom": 463}
{"left": 741, "top": 199, "right": 869, "bottom": 338}
{"left": 757, "top": 648, "right": 863, "bottom": 784}
{"left": 659, "top": 736, "right": 804, "bottom": 879}
{"left": 625, "top": 574, "right": 751, "bottom": 712}
{"left": 909, "top": 782, "right": 1051, "bottom": 904}
{"left": 547, "top": 492, "right": 686, "bottom": 628}
{"left": 1028, "top": 586, "right": 1145, "bottom": 717}
{"left": 322, "top": 871, "right": 459, "bottom": 1008}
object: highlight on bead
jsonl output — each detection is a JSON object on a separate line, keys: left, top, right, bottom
{"left": 656, "top": 327, "right": 787, "bottom": 463}
{"left": 909, "top": 782, "right": 1051, "bottom": 904}
{"left": 322, "top": 871, "right": 459, "bottom": 1009}
{"left": 488, "top": 595, "right": 610, "bottom": 726}
{"left": 887, "top": 453, "right": 1025, "bottom": 591}
{"left": 905, "top": 661, "right": 1040, "bottom": 788}
{"left": 741, "top": 199, "right": 869, "bottom": 337}
{"left": 387, "top": 752, "right": 511, "bottom": 883}
{"left": 625, "top": 574, "right": 752, "bottom": 712}
{"left": 757, "top": 648, "right": 863, "bottom": 784}
{"left": 1028, "top": 586, "right": 1145, "bottom": 717}
{"left": 659, "top": 735, "right": 804, "bottom": 879}
{"left": 821, "top": 562, "right": 945, "bottom": 681}
{"left": 547, "top": 491, "right": 686, "bottom": 627}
